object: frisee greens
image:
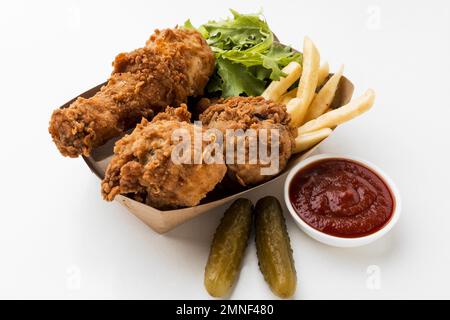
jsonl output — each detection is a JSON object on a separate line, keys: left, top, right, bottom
{"left": 184, "top": 9, "right": 302, "bottom": 98}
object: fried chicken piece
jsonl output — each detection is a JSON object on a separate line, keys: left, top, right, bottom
{"left": 101, "top": 105, "right": 227, "bottom": 209}
{"left": 200, "top": 96, "right": 295, "bottom": 186}
{"left": 49, "top": 28, "right": 215, "bottom": 157}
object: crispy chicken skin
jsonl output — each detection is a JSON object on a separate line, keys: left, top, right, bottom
{"left": 49, "top": 28, "right": 215, "bottom": 157}
{"left": 101, "top": 105, "right": 227, "bottom": 209}
{"left": 200, "top": 96, "right": 295, "bottom": 186}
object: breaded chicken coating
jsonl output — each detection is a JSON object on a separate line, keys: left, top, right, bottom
{"left": 49, "top": 28, "right": 215, "bottom": 157}
{"left": 200, "top": 96, "right": 295, "bottom": 186}
{"left": 101, "top": 105, "right": 227, "bottom": 209}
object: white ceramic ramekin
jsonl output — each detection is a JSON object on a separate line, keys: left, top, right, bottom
{"left": 284, "top": 154, "right": 401, "bottom": 248}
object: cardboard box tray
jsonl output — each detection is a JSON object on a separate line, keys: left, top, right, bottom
{"left": 60, "top": 76, "right": 353, "bottom": 234}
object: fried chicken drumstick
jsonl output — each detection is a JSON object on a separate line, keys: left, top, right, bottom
{"left": 200, "top": 96, "right": 295, "bottom": 186}
{"left": 101, "top": 105, "right": 227, "bottom": 209}
{"left": 49, "top": 28, "right": 215, "bottom": 157}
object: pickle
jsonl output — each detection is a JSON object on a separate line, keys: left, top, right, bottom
{"left": 204, "top": 198, "right": 253, "bottom": 297}
{"left": 255, "top": 196, "right": 297, "bottom": 298}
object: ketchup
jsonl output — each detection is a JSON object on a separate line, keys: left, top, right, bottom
{"left": 289, "top": 159, "right": 394, "bottom": 238}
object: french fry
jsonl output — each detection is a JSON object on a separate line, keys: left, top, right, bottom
{"left": 289, "top": 37, "right": 320, "bottom": 127}
{"left": 262, "top": 62, "right": 302, "bottom": 101}
{"left": 287, "top": 98, "right": 308, "bottom": 126}
{"left": 304, "top": 65, "right": 344, "bottom": 122}
{"left": 298, "top": 89, "right": 376, "bottom": 134}
{"left": 293, "top": 128, "right": 332, "bottom": 153}
{"left": 278, "top": 88, "right": 297, "bottom": 105}
{"left": 286, "top": 93, "right": 318, "bottom": 125}
{"left": 317, "top": 62, "right": 330, "bottom": 87}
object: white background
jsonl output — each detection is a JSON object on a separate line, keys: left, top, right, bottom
{"left": 0, "top": 0, "right": 449, "bottom": 300}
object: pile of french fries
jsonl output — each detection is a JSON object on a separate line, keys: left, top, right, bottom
{"left": 262, "top": 37, "right": 375, "bottom": 154}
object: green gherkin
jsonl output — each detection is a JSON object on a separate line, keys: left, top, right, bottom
{"left": 204, "top": 198, "right": 253, "bottom": 297}
{"left": 255, "top": 196, "right": 297, "bottom": 298}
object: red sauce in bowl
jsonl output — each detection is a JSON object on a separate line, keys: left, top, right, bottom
{"left": 289, "top": 159, "right": 394, "bottom": 238}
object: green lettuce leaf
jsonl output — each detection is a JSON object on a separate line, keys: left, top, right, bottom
{"left": 216, "top": 58, "right": 266, "bottom": 97}
{"left": 185, "top": 10, "right": 302, "bottom": 97}
{"left": 263, "top": 44, "right": 302, "bottom": 80}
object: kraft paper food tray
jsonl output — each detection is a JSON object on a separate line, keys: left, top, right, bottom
{"left": 59, "top": 77, "right": 353, "bottom": 234}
